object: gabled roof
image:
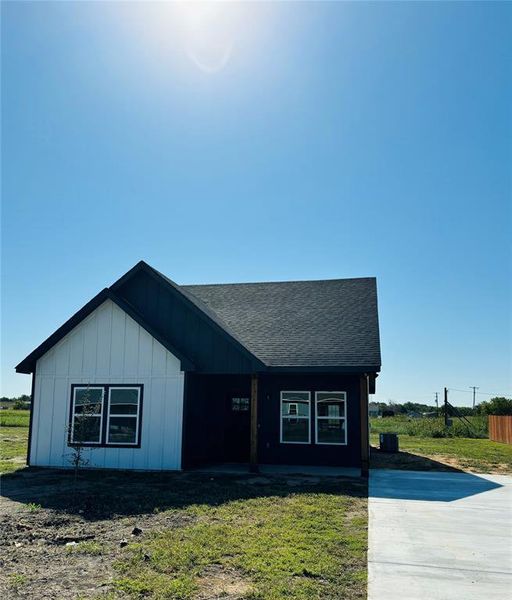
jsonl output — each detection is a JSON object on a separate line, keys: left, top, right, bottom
{"left": 110, "top": 262, "right": 265, "bottom": 371}
{"left": 183, "top": 278, "right": 381, "bottom": 369}
{"left": 15, "top": 287, "right": 196, "bottom": 374}
{"left": 16, "top": 261, "right": 381, "bottom": 374}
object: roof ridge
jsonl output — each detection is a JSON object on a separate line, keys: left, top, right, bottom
{"left": 182, "top": 276, "right": 376, "bottom": 288}
{"left": 132, "top": 263, "right": 265, "bottom": 368}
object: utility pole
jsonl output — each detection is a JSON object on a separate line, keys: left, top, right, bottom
{"left": 444, "top": 387, "right": 448, "bottom": 426}
{"left": 470, "top": 386, "right": 479, "bottom": 410}
{"left": 434, "top": 392, "right": 439, "bottom": 416}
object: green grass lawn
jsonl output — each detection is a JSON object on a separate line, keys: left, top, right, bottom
{"left": 0, "top": 409, "right": 30, "bottom": 428}
{"left": 115, "top": 488, "right": 367, "bottom": 599}
{"left": 0, "top": 426, "right": 28, "bottom": 474}
{"left": 1, "top": 420, "right": 367, "bottom": 599}
{"left": 0, "top": 411, "right": 30, "bottom": 474}
{"left": 370, "top": 433, "right": 512, "bottom": 474}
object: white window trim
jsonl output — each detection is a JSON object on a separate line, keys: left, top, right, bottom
{"left": 315, "top": 391, "right": 348, "bottom": 446}
{"left": 106, "top": 386, "right": 141, "bottom": 446}
{"left": 70, "top": 386, "right": 105, "bottom": 445}
{"left": 280, "top": 391, "right": 311, "bottom": 444}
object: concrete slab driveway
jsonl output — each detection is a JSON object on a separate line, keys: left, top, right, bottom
{"left": 368, "top": 469, "right": 512, "bottom": 600}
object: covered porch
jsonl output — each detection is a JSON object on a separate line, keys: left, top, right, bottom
{"left": 182, "top": 373, "right": 258, "bottom": 469}
{"left": 182, "top": 372, "right": 371, "bottom": 475}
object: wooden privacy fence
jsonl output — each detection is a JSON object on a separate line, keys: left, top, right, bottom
{"left": 488, "top": 416, "right": 512, "bottom": 445}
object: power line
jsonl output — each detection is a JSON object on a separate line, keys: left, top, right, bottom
{"left": 449, "top": 388, "right": 511, "bottom": 397}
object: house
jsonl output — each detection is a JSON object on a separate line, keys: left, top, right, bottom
{"left": 407, "top": 411, "right": 423, "bottom": 419}
{"left": 16, "top": 261, "right": 381, "bottom": 476}
{"left": 368, "top": 402, "right": 381, "bottom": 418}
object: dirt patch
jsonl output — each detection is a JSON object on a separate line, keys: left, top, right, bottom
{"left": 196, "top": 566, "right": 253, "bottom": 599}
{"left": 0, "top": 471, "right": 196, "bottom": 599}
{"left": 370, "top": 447, "right": 461, "bottom": 472}
{"left": 417, "top": 453, "right": 512, "bottom": 474}
{"left": 0, "top": 503, "right": 193, "bottom": 599}
{"left": 370, "top": 446, "right": 511, "bottom": 474}
{"left": 0, "top": 467, "right": 365, "bottom": 599}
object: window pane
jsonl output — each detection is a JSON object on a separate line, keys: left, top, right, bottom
{"left": 282, "top": 392, "right": 309, "bottom": 402}
{"left": 282, "top": 418, "right": 309, "bottom": 443}
{"left": 109, "top": 388, "right": 139, "bottom": 415}
{"left": 74, "top": 388, "right": 103, "bottom": 413}
{"left": 317, "top": 400, "right": 345, "bottom": 418}
{"left": 317, "top": 419, "right": 346, "bottom": 444}
{"left": 108, "top": 417, "right": 137, "bottom": 444}
{"left": 72, "top": 415, "right": 101, "bottom": 443}
{"left": 316, "top": 392, "right": 345, "bottom": 403}
{"left": 282, "top": 400, "right": 309, "bottom": 417}
{"left": 232, "top": 397, "right": 249, "bottom": 412}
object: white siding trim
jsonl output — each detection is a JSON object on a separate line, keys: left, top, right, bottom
{"left": 32, "top": 299, "right": 184, "bottom": 471}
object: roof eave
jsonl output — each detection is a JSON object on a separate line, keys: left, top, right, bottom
{"left": 264, "top": 365, "right": 381, "bottom": 374}
{"left": 15, "top": 287, "right": 196, "bottom": 374}
{"left": 15, "top": 288, "right": 112, "bottom": 374}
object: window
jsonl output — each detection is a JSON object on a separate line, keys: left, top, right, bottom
{"left": 231, "top": 397, "right": 250, "bottom": 412}
{"left": 69, "top": 384, "right": 143, "bottom": 447}
{"left": 70, "top": 387, "right": 104, "bottom": 444}
{"left": 280, "top": 392, "right": 310, "bottom": 444}
{"left": 107, "top": 387, "right": 142, "bottom": 445}
{"left": 315, "top": 392, "right": 347, "bottom": 445}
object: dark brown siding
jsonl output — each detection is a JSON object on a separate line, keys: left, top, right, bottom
{"left": 116, "top": 270, "right": 260, "bottom": 374}
{"left": 183, "top": 373, "right": 362, "bottom": 469}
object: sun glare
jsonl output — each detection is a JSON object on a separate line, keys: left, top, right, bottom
{"left": 173, "top": 1, "right": 242, "bottom": 73}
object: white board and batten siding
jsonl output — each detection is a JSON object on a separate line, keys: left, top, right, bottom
{"left": 30, "top": 299, "right": 185, "bottom": 471}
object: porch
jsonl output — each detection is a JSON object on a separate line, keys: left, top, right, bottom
{"left": 181, "top": 372, "right": 369, "bottom": 473}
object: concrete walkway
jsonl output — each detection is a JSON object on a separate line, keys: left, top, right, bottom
{"left": 368, "top": 469, "right": 512, "bottom": 600}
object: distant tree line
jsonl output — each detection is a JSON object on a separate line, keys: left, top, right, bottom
{"left": 373, "top": 397, "right": 512, "bottom": 417}
{"left": 475, "top": 397, "right": 512, "bottom": 416}
{"left": 0, "top": 395, "right": 31, "bottom": 409}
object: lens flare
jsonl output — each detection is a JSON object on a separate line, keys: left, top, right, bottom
{"left": 176, "top": 1, "right": 239, "bottom": 73}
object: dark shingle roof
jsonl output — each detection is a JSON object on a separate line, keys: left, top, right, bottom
{"left": 16, "top": 261, "right": 381, "bottom": 374}
{"left": 182, "top": 278, "right": 381, "bottom": 369}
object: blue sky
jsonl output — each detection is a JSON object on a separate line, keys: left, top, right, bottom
{"left": 2, "top": 1, "right": 511, "bottom": 406}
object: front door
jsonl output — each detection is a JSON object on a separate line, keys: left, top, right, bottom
{"left": 224, "top": 394, "right": 251, "bottom": 462}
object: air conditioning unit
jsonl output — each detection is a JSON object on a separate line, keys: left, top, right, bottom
{"left": 379, "top": 432, "right": 399, "bottom": 453}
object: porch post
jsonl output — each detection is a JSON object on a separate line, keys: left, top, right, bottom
{"left": 250, "top": 373, "right": 259, "bottom": 473}
{"left": 360, "top": 373, "right": 370, "bottom": 478}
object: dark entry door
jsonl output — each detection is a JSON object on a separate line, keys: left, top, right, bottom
{"left": 224, "top": 395, "right": 251, "bottom": 462}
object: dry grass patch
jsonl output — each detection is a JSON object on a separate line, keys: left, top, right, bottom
{"left": 371, "top": 434, "right": 512, "bottom": 474}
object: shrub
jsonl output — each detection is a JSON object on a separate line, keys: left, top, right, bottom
{"left": 477, "top": 397, "right": 512, "bottom": 416}
{"left": 370, "top": 415, "right": 488, "bottom": 438}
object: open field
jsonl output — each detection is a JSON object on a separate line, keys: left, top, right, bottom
{"left": 370, "top": 415, "right": 488, "bottom": 438}
{"left": 0, "top": 427, "right": 28, "bottom": 474}
{"left": 0, "top": 410, "right": 30, "bottom": 428}
{"left": 370, "top": 434, "right": 512, "bottom": 474}
{"left": 0, "top": 467, "right": 367, "bottom": 600}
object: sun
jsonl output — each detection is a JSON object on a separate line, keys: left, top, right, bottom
{"left": 174, "top": 1, "right": 241, "bottom": 74}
